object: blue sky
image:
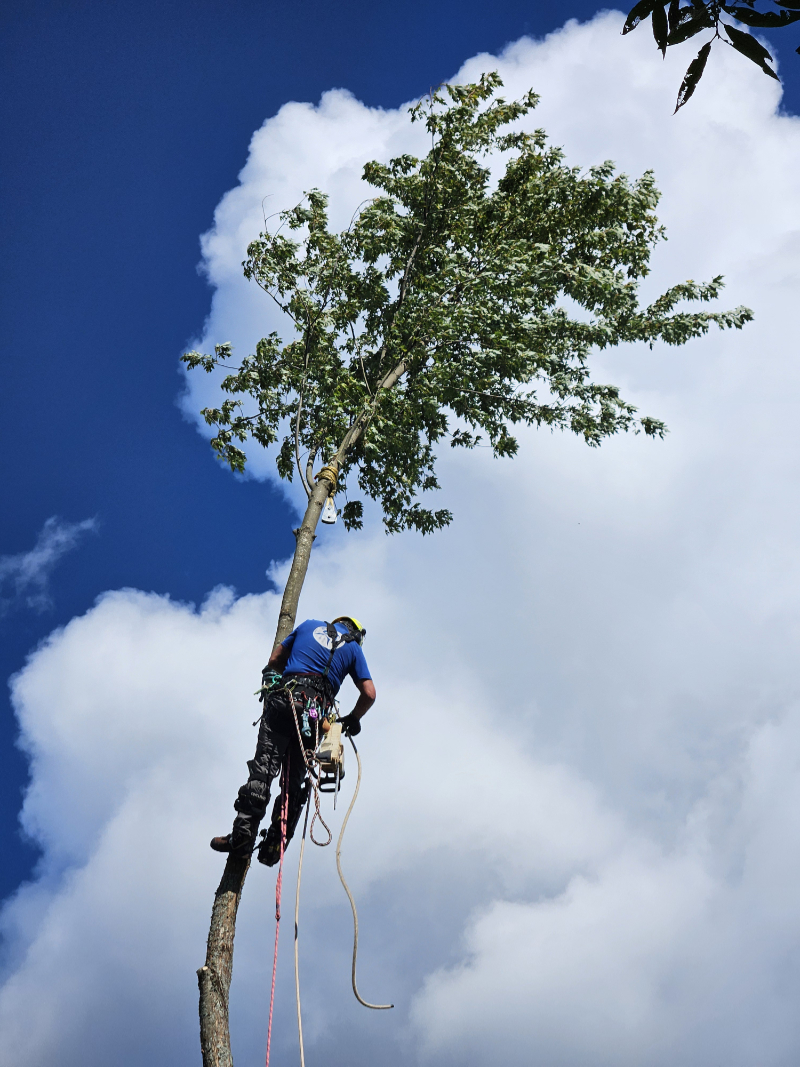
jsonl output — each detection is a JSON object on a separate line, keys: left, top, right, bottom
{"left": 0, "top": 0, "right": 616, "bottom": 896}
{"left": 4, "top": 4, "right": 800, "bottom": 1065}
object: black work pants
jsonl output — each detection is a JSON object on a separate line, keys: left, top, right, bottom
{"left": 231, "top": 687, "right": 316, "bottom": 854}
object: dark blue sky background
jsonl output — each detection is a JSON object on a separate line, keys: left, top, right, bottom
{"left": 2, "top": 0, "right": 799, "bottom": 901}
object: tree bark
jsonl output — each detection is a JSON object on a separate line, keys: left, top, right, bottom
{"left": 197, "top": 854, "right": 250, "bottom": 1067}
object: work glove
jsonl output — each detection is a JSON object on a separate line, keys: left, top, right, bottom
{"left": 258, "top": 668, "right": 283, "bottom": 700}
{"left": 338, "top": 713, "right": 362, "bottom": 736}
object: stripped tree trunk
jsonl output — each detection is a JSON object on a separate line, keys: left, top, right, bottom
{"left": 197, "top": 854, "right": 250, "bottom": 1067}
{"left": 274, "top": 467, "right": 339, "bottom": 644}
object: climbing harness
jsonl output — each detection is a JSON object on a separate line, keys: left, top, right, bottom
{"left": 322, "top": 620, "right": 362, "bottom": 680}
{"left": 286, "top": 686, "right": 333, "bottom": 846}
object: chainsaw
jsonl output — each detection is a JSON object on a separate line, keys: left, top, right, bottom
{"left": 315, "top": 720, "right": 345, "bottom": 803}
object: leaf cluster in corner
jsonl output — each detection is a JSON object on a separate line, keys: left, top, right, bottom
{"left": 623, "top": 1, "right": 797, "bottom": 111}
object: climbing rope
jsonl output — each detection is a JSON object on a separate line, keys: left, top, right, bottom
{"left": 293, "top": 796, "right": 311, "bottom": 1067}
{"left": 265, "top": 756, "right": 289, "bottom": 1067}
{"left": 336, "top": 735, "right": 394, "bottom": 1011}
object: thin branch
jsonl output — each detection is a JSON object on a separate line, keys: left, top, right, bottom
{"left": 305, "top": 445, "right": 318, "bottom": 490}
{"left": 191, "top": 358, "right": 244, "bottom": 372}
{"left": 398, "top": 227, "right": 425, "bottom": 307}
{"left": 371, "top": 138, "right": 444, "bottom": 381}
{"left": 346, "top": 198, "right": 378, "bottom": 232}
{"left": 252, "top": 276, "right": 303, "bottom": 329}
{"left": 294, "top": 333, "right": 314, "bottom": 496}
{"left": 454, "top": 386, "right": 529, "bottom": 403}
{"left": 350, "top": 322, "right": 373, "bottom": 397}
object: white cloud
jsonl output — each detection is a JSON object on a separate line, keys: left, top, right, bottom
{"left": 5, "top": 10, "right": 800, "bottom": 1067}
{"left": 0, "top": 517, "right": 97, "bottom": 614}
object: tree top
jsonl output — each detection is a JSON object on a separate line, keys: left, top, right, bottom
{"left": 184, "top": 74, "right": 752, "bottom": 534}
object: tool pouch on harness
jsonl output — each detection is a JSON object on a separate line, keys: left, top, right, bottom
{"left": 283, "top": 677, "right": 332, "bottom": 739}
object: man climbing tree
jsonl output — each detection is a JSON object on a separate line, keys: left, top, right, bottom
{"left": 184, "top": 73, "right": 751, "bottom": 1067}
{"left": 210, "top": 615, "right": 373, "bottom": 864}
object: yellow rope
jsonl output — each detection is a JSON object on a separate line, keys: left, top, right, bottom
{"left": 315, "top": 463, "right": 339, "bottom": 491}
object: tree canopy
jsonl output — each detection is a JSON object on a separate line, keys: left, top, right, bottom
{"left": 623, "top": 1, "right": 800, "bottom": 111}
{"left": 184, "top": 73, "right": 751, "bottom": 535}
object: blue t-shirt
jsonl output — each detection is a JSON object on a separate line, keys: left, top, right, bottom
{"left": 281, "top": 619, "right": 372, "bottom": 696}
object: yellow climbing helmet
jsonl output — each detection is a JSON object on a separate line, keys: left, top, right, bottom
{"left": 332, "top": 616, "right": 366, "bottom": 644}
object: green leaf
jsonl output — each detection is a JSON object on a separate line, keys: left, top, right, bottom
{"left": 623, "top": 0, "right": 659, "bottom": 33}
{"left": 723, "top": 21, "right": 780, "bottom": 77}
{"left": 667, "top": 13, "right": 714, "bottom": 45}
{"left": 674, "top": 40, "right": 712, "bottom": 112}
{"left": 342, "top": 500, "right": 364, "bottom": 531}
{"left": 723, "top": 20, "right": 773, "bottom": 61}
{"left": 722, "top": 4, "right": 800, "bottom": 26}
{"left": 653, "top": 1, "right": 669, "bottom": 52}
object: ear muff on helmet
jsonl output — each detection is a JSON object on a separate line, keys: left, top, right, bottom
{"left": 332, "top": 615, "right": 366, "bottom": 644}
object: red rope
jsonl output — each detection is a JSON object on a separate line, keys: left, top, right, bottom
{"left": 265, "top": 754, "right": 289, "bottom": 1067}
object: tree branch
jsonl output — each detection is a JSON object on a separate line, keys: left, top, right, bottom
{"left": 305, "top": 445, "right": 318, "bottom": 490}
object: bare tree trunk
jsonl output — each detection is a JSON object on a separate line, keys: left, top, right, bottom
{"left": 274, "top": 464, "right": 338, "bottom": 644}
{"left": 197, "top": 854, "right": 250, "bottom": 1067}
{"left": 197, "top": 467, "right": 336, "bottom": 1067}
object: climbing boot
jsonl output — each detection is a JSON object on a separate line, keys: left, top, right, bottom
{"left": 210, "top": 835, "right": 232, "bottom": 852}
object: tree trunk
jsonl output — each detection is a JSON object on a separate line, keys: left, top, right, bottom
{"left": 197, "top": 467, "right": 336, "bottom": 1067}
{"left": 274, "top": 465, "right": 338, "bottom": 644}
{"left": 197, "top": 854, "right": 250, "bottom": 1067}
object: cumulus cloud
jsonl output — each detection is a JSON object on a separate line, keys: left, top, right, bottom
{"left": 4, "top": 10, "right": 800, "bottom": 1067}
{"left": 0, "top": 517, "right": 97, "bottom": 615}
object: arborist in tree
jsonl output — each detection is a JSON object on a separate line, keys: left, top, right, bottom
{"left": 210, "top": 616, "right": 375, "bottom": 865}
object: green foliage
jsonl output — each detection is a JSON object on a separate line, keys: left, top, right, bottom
{"left": 183, "top": 74, "right": 752, "bottom": 535}
{"left": 623, "top": 1, "right": 799, "bottom": 110}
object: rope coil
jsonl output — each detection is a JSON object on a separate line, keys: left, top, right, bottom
{"left": 336, "top": 735, "right": 394, "bottom": 1011}
{"left": 315, "top": 464, "right": 339, "bottom": 491}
